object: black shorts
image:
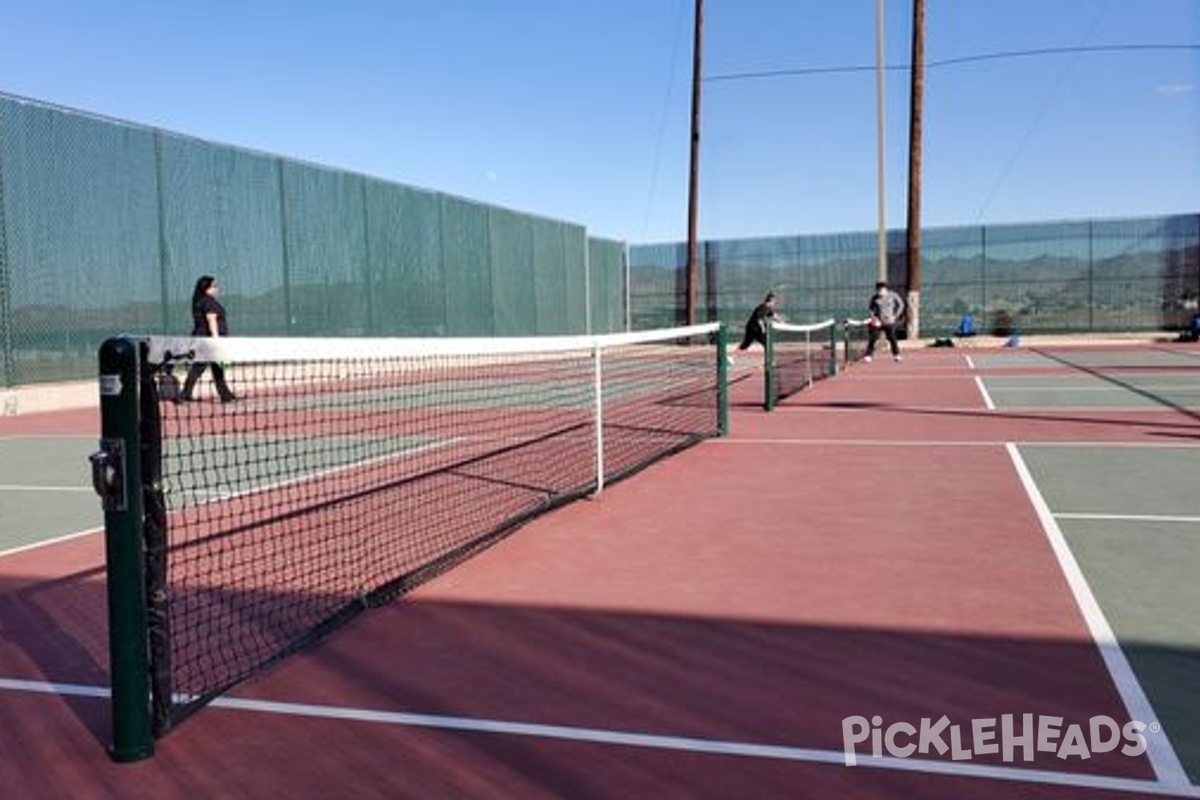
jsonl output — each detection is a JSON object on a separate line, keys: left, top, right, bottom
{"left": 739, "top": 326, "right": 765, "bottom": 350}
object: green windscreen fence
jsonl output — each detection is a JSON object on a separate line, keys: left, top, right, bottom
{"left": 158, "top": 134, "right": 288, "bottom": 337}
{"left": 627, "top": 243, "right": 690, "bottom": 331}
{"left": 3, "top": 90, "right": 1198, "bottom": 387}
{"left": 629, "top": 216, "right": 1200, "bottom": 337}
{"left": 0, "top": 93, "right": 626, "bottom": 387}
{"left": 588, "top": 237, "right": 627, "bottom": 334}
{"left": 439, "top": 195, "right": 493, "bottom": 337}
{"left": 489, "top": 206, "right": 536, "bottom": 337}
{"left": 280, "top": 161, "right": 372, "bottom": 336}
{"left": 367, "top": 182, "right": 446, "bottom": 336}
{"left": 1, "top": 97, "right": 164, "bottom": 384}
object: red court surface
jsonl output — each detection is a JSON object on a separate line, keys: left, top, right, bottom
{"left": 1, "top": 344, "right": 1197, "bottom": 799}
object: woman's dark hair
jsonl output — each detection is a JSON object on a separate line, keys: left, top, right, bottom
{"left": 192, "top": 275, "right": 216, "bottom": 305}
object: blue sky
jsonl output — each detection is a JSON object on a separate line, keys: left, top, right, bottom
{"left": 0, "top": 1, "right": 1196, "bottom": 243}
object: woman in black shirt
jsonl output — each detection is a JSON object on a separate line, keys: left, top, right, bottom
{"left": 179, "top": 275, "right": 236, "bottom": 402}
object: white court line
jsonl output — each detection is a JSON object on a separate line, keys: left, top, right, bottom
{"left": 0, "top": 484, "right": 92, "bottom": 492}
{"left": 168, "top": 437, "right": 459, "bottom": 507}
{"left": 974, "top": 376, "right": 996, "bottom": 410}
{"left": 714, "top": 439, "right": 1200, "bottom": 452}
{"left": 1, "top": 439, "right": 458, "bottom": 554}
{"left": 712, "top": 439, "right": 1010, "bottom": 448}
{"left": 1025, "top": 441, "right": 1200, "bottom": 450}
{"left": 1056, "top": 513, "right": 1200, "bottom": 524}
{"left": 1007, "top": 443, "right": 1192, "bottom": 789}
{"left": 0, "top": 677, "right": 110, "bottom": 699}
{"left": 955, "top": 404, "right": 1199, "bottom": 414}
{"left": 0, "top": 527, "right": 100, "bottom": 559}
{"left": 0, "top": 677, "right": 1196, "bottom": 797}
{"left": 992, "top": 385, "right": 1200, "bottom": 393}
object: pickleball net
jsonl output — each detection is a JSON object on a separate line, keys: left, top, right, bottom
{"left": 763, "top": 319, "right": 873, "bottom": 409}
{"left": 93, "top": 324, "right": 726, "bottom": 759}
{"left": 842, "top": 318, "right": 871, "bottom": 364}
{"left": 763, "top": 319, "right": 838, "bottom": 409}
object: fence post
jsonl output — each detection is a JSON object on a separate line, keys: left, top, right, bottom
{"left": 0, "top": 249, "right": 11, "bottom": 388}
{"left": 153, "top": 132, "right": 170, "bottom": 335}
{"left": 277, "top": 159, "right": 293, "bottom": 334}
{"left": 827, "top": 321, "right": 838, "bottom": 376}
{"left": 981, "top": 225, "right": 989, "bottom": 333}
{"left": 1088, "top": 219, "right": 1095, "bottom": 331}
{"left": 0, "top": 145, "right": 12, "bottom": 387}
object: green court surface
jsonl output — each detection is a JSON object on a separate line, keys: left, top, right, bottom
{"left": 0, "top": 436, "right": 101, "bottom": 550}
{"left": 1019, "top": 443, "right": 1200, "bottom": 785}
{"left": 1, "top": 432, "right": 455, "bottom": 549}
{"left": 162, "top": 433, "right": 447, "bottom": 504}
{"left": 972, "top": 350, "right": 1200, "bottom": 370}
{"left": 982, "top": 374, "right": 1200, "bottom": 410}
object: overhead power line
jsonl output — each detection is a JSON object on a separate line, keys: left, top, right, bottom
{"left": 704, "top": 43, "right": 1200, "bottom": 84}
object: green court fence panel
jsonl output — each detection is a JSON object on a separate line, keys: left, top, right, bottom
{"left": 705, "top": 234, "right": 875, "bottom": 327}
{"left": 531, "top": 217, "right": 571, "bottom": 335}
{"left": 562, "top": 224, "right": 589, "bottom": 335}
{"left": 439, "top": 195, "right": 494, "bottom": 337}
{"left": 629, "top": 215, "right": 1200, "bottom": 337}
{"left": 0, "top": 96, "right": 162, "bottom": 385}
{"left": 487, "top": 206, "right": 537, "bottom": 337}
{"left": 1, "top": 92, "right": 623, "bottom": 387}
{"left": 157, "top": 133, "right": 288, "bottom": 338}
{"left": 559, "top": 226, "right": 588, "bottom": 335}
{"left": 588, "top": 237, "right": 626, "bottom": 335}
{"left": 627, "top": 242, "right": 690, "bottom": 331}
{"left": 909, "top": 225, "right": 988, "bottom": 337}
{"left": 279, "top": 162, "right": 372, "bottom": 336}
{"left": 367, "top": 181, "right": 447, "bottom": 337}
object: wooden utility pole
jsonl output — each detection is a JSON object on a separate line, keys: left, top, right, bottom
{"left": 905, "top": 0, "right": 925, "bottom": 339}
{"left": 685, "top": 0, "right": 703, "bottom": 326}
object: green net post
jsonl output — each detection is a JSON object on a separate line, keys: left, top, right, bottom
{"left": 763, "top": 323, "right": 776, "bottom": 411}
{"left": 716, "top": 323, "right": 729, "bottom": 436}
{"left": 92, "top": 337, "right": 154, "bottom": 762}
{"left": 829, "top": 321, "right": 839, "bottom": 376}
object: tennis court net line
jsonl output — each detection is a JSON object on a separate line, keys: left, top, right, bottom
{"left": 90, "top": 324, "right": 727, "bottom": 761}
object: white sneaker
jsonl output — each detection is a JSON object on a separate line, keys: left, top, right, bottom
{"left": 726, "top": 355, "right": 736, "bottom": 366}
{"left": 894, "top": 355, "right": 903, "bottom": 362}
{"left": 863, "top": 355, "right": 873, "bottom": 363}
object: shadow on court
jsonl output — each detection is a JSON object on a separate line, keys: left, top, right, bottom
{"left": 1028, "top": 347, "right": 1200, "bottom": 426}
{"left": 0, "top": 562, "right": 1193, "bottom": 798}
